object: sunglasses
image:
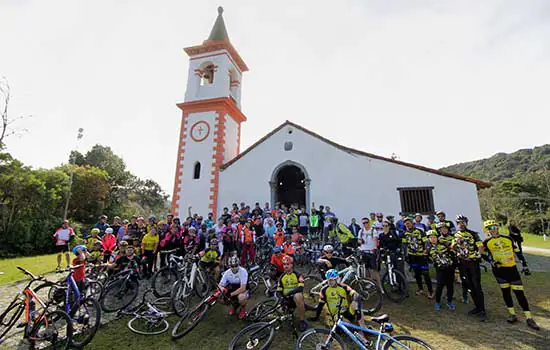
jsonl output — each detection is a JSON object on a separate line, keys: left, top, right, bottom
{"left": 488, "top": 225, "right": 498, "bottom": 231}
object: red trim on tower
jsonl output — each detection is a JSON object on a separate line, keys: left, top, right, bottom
{"left": 236, "top": 123, "right": 241, "bottom": 155}
{"left": 207, "top": 111, "right": 227, "bottom": 219}
{"left": 177, "top": 97, "right": 246, "bottom": 124}
{"left": 184, "top": 40, "right": 249, "bottom": 72}
{"left": 171, "top": 111, "right": 189, "bottom": 215}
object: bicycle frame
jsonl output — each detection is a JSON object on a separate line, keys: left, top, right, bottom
{"left": 22, "top": 285, "right": 50, "bottom": 339}
{"left": 331, "top": 318, "right": 408, "bottom": 350}
{"left": 63, "top": 271, "right": 82, "bottom": 315}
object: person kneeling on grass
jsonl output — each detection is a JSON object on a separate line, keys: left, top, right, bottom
{"left": 479, "top": 220, "right": 540, "bottom": 330}
{"left": 276, "top": 255, "right": 309, "bottom": 332}
{"left": 215, "top": 255, "right": 249, "bottom": 319}
{"left": 426, "top": 230, "right": 456, "bottom": 311}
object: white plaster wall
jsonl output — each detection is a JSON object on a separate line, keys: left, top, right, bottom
{"left": 224, "top": 115, "right": 238, "bottom": 162}
{"left": 184, "top": 50, "right": 242, "bottom": 108}
{"left": 218, "top": 125, "right": 484, "bottom": 234}
{"left": 176, "top": 111, "right": 217, "bottom": 218}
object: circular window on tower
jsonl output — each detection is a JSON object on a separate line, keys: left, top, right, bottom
{"left": 284, "top": 141, "right": 293, "bottom": 151}
{"left": 190, "top": 121, "right": 211, "bottom": 142}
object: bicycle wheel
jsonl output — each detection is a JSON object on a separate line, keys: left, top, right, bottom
{"left": 352, "top": 278, "right": 383, "bottom": 316}
{"left": 245, "top": 300, "right": 280, "bottom": 322}
{"left": 0, "top": 300, "right": 24, "bottom": 341}
{"left": 152, "top": 297, "right": 174, "bottom": 314}
{"left": 303, "top": 275, "right": 323, "bottom": 305}
{"left": 84, "top": 281, "right": 104, "bottom": 301}
{"left": 296, "top": 328, "right": 347, "bottom": 350}
{"left": 194, "top": 268, "right": 210, "bottom": 298}
{"left": 70, "top": 297, "right": 101, "bottom": 348}
{"left": 171, "top": 301, "right": 209, "bottom": 340}
{"left": 100, "top": 278, "right": 139, "bottom": 312}
{"left": 382, "top": 269, "right": 408, "bottom": 303}
{"left": 171, "top": 279, "right": 191, "bottom": 317}
{"left": 29, "top": 309, "right": 73, "bottom": 350}
{"left": 128, "top": 316, "right": 170, "bottom": 335}
{"left": 151, "top": 266, "right": 179, "bottom": 297}
{"left": 383, "top": 335, "right": 434, "bottom": 350}
{"left": 229, "top": 322, "right": 275, "bottom": 350}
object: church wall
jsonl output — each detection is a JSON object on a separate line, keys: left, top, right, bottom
{"left": 217, "top": 124, "right": 483, "bottom": 234}
{"left": 224, "top": 114, "right": 238, "bottom": 162}
{"left": 176, "top": 111, "right": 217, "bottom": 218}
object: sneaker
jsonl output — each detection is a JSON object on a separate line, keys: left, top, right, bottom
{"left": 55, "top": 266, "right": 62, "bottom": 273}
{"left": 446, "top": 302, "right": 456, "bottom": 311}
{"left": 478, "top": 311, "right": 487, "bottom": 322}
{"left": 299, "top": 320, "right": 309, "bottom": 332}
{"left": 468, "top": 308, "right": 481, "bottom": 315}
{"left": 228, "top": 308, "right": 236, "bottom": 316}
{"left": 415, "top": 290, "right": 425, "bottom": 296}
{"left": 506, "top": 315, "right": 518, "bottom": 324}
{"left": 238, "top": 307, "right": 247, "bottom": 320}
{"left": 526, "top": 318, "right": 540, "bottom": 331}
{"left": 434, "top": 303, "right": 441, "bottom": 311}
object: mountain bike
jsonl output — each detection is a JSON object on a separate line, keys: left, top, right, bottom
{"left": 170, "top": 254, "right": 210, "bottom": 316}
{"left": 380, "top": 250, "right": 408, "bottom": 303}
{"left": 151, "top": 249, "right": 182, "bottom": 297}
{"left": 303, "top": 253, "right": 383, "bottom": 316}
{"left": 171, "top": 284, "right": 231, "bottom": 340}
{"left": 42, "top": 266, "right": 101, "bottom": 348}
{"left": 296, "top": 298, "right": 433, "bottom": 350}
{"left": 116, "top": 289, "right": 173, "bottom": 335}
{"left": 229, "top": 297, "right": 299, "bottom": 350}
{"left": 100, "top": 261, "right": 141, "bottom": 312}
{"left": 0, "top": 266, "right": 73, "bottom": 349}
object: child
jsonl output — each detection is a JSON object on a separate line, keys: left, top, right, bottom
{"left": 71, "top": 245, "right": 88, "bottom": 292}
{"left": 102, "top": 227, "right": 117, "bottom": 263}
{"left": 141, "top": 226, "right": 159, "bottom": 277}
{"left": 282, "top": 235, "right": 296, "bottom": 257}
{"left": 274, "top": 223, "right": 285, "bottom": 247}
{"left": 86, "top": 228, "right": 102, "bottom": 263}
{"left": 184, "top": 227, "right": 200, "bottom": 255}
{"left": 427, "top": 230, "right": 456, "bottom": 311}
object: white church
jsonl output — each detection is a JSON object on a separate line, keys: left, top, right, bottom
{"left": 171, "top": 7, "right": 490, "bottom": 233}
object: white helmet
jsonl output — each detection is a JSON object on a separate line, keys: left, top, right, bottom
{"left": 228, "top": 255, "right": 240, "bottom": 267}
{"left": 323, "top": 244, "right": 334, "bottom": 253}
{"left": 105, "top": 227, "right": 113, "bottom": 234}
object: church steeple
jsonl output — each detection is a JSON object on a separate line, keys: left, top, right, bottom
{"left": 207, "top": 7, "right": 229, "bottom": 42}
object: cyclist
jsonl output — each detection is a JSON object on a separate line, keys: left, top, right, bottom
{"left": 217, "top": 255, "right": 249, "bottom": 319}
{"left": 200, "top": 238, "right": 221, "bottom": 281}
{"left": 328, "top": 217, "right": 355, "bottom": 256}
{"left": 309, "top": 269, "right": 364, "bottom": 328}
{"left": 53, "top": 220, "right": 75, "bottom": 271}
{"left": 479, "top": 220, "right": 540, "bottom": 330}
{"left": 403, "top": 217, "right": 433, "bottom": 298}
{"left": 413, "top": 213, "right": 428, "bottom": 232}
{"left": 270, "top": 246, "right": 287, "bottom": 280}
{"left": 426, "top": 230, "right": 456, "bottom": 311}
{"left": 102, "top": 227, "right": 117, "bottom": 263}
{"left": 426, "top": 214, "right": 437, "bottom": 231}
{"left": 435, "top": 211, "right": 455, "bottom": 233}
{"left": 141, "top": 226, "right": 159, "bottom": 278}
{"left": 283, "top": 234, "right": 296, "bottom": 256}
{"left": 86, "top": 228, "right": 103, "bottom": 263}
{"left": 71, "top": 245, "right": 88, "bottom": 292}
{"left": 317, "top": 244, "right": 349, "bottom": 275}
{"left": 276, "top": 255, "right": 308, "bottom": 332}
{"left": 378, "top": 218, "right": 405, "bottom": 276}
{"left": 274, "top": 222, "right": 285, "bottom": 247}
{"left": 239, "top": 219, "right": 256, "bottom": 266}
{"left": 358, "top": 218, "right": 382, "bottom": 291}
{"left": 452, "top": 219, "right": 486, "bottom": 321}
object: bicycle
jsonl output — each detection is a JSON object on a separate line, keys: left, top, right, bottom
{"left": 229, "top": 297, "right": 299, "bottom": 350}
{"left": 296, "top": 298, "right": 433, "bottom": 350}
{"left": 0, "top": 266, "right": 73, "bottom": 349}
{"left": 170, "top": 254, "right": 210, "bottom": 316}
{"left": 171, "top": 284, "right": 231, "bottom": 340}
{"left": 43, "top": 266, "right": 102, "bottom": 348}
{"left": 304, "top": 254, "right": 383, "bottom": 316}
{"left": 380, "top": 250, "right": 408, "bottom": 303}
{"left": 100, "top": 261, "right": 141, "bottom": 313}
{"left": 151, "top": 248, "right": 183, "bottom": 297}
{"left": 116, "top": 289, "right": 173, "bottom": 335}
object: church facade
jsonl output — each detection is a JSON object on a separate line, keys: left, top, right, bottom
{"left": 171, "top": 7, "right": 490, "bottom": 233}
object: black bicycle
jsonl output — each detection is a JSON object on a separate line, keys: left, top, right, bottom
{"left": 100, "top": 261, "right": 140, "bottom": 312}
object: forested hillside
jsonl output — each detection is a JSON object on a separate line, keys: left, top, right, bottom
{"left": 441, "top": 145, "right": 550, "bottom": 234}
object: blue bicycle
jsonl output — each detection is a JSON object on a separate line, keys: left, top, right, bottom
{"left": 45, "top": 266, "right": 102, "bottom": 348}
{"left": 296, "top": 299, "right": 432, "bottom": 350}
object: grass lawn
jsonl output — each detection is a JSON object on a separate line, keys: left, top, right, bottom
{"left": 522, "top": 233, "right": 550, "bottom": 250}
{"left": 85, "top": 271, "right": 550, "bottom": 350}
{"left": 0, "top": 253, "right": 59, "bottom": 285}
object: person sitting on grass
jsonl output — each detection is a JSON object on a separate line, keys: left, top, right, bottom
{"left": 276, "top": 255, "right": 309, "bottom": 332}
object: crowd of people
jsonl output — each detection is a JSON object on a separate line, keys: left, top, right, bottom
{"left": 53, "top": 200, "right": 541, "bottom": 332}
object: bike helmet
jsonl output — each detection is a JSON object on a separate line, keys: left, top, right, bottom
{"left": 228, "top": 255, "right": 240, "bottom": 267}
{"left": 72, "top": 245, "right": 87, "bottom": 256}
{"left": 210, "top": 238, "right": 218, "bottom": 246}
{"left": 484, "top": 220, "right": 497, "bottom": 229}
{"left": 376, "top": 212, "right": 383, "bottom": 218}
{"left": 148, "top": 215, "right": 157, "bottom": 222}
{"left": 91, "top": 228, "right": 100, "bottom": 234}
{"left": 273, "top": 246, "right": 282, "bottom": 253}
{"left": 282, "top": 255, "right": 293, "bottom": 265}
{"left": 456, "top": 215, "right": 468, "bottom": 224}
{"left": 427, "top": 230, "right": 438, "bottom": 236}
{"left": 435, "top": 210, "right": 445, "bottom": 216}
{"left": 414, "top": 213, "right": 422, "bottom": 218}
{"left": 325, "top": 269, "right": 339, "bottom": 280}
{"left": 105, "top": 227, "right": 113, "bottom": 234}
{"left": 322, "top": 244, "right": 334, "bottom": 253}
{"left": 437, "top": 222, "right": 447, "bottom": 229}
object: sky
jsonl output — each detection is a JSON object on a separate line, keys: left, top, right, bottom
{"left": 1, "top": 0, "right": 549, "bottom": 196}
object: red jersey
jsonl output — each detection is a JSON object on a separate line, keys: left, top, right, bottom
{"left": 283, "top": 242, "right": 295, "bottom": 255}
{"left": 274, "top": 230, "right": 285, "bottom": 247}
{"left": 270, "top": 253, "right": 287, "bottom": 273}
{"left": 72, "top": 258, "right": 86, "bottom": 282}
{"left": 240, "top": 227, "right": 255, "bottom": 243}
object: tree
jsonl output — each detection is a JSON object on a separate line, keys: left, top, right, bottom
{"left": 0, "top": 77, "right": 28, "bottom": 147}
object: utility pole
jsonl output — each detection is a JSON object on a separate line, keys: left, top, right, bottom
{"left": 63, "top": 128, "right": 84, "bottom": 220}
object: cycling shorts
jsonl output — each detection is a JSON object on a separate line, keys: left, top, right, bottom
{"left": 55, "top": 244, "right": 69, "bottom": 253}
{"left": 493, "top": 266, "right": 522, "bottom": 285}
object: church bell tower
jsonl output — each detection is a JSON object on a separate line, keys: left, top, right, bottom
{"left": 172, "top": 7, "right": 248, "bottom": 219}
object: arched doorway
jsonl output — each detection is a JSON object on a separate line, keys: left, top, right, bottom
{"left": 270, "top": 161, "right": 311, "bottom": 211}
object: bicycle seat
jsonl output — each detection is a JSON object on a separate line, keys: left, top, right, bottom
{"left": 370, "top": 314, "right": 389, "bottom": 323}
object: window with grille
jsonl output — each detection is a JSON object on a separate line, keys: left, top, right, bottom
{"left": 397, "top": 187, "right": 434, "bottom": 215}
